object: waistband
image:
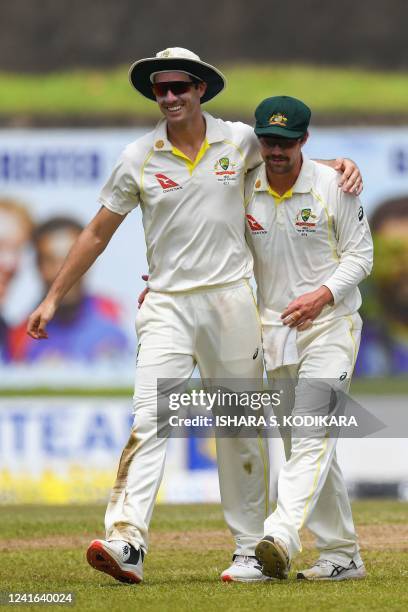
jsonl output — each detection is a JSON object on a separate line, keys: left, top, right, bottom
{"left": 260, "top": 308, "right": 360, "bottom": 327}
{"left": 149, "top": 278, "right": 248, "bottom": 296}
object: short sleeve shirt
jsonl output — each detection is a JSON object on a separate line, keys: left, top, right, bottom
{"left": 99, "top": 112, "right": 261, "bottom": 292}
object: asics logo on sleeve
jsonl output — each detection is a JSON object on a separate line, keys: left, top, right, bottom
{"left": 358, "top": 206, "right": 364, "bottom": 221}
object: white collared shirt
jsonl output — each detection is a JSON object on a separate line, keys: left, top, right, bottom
{"left": 245, "top": 156, "right": 373, "bottom": 325}
{"left": 99, "top": 112, "right": 261, "bottom": 291}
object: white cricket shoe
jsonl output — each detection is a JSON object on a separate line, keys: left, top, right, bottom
{"left": 86, "top": 539, "right": 144, "bottom": 584}
{"left": 221, "top": 555, "right": 272, "bottom": 582}
{"left": 297, "top": 559, "right": 367, "bottom": 581}
{"left": 255, "top": 536, "right": 290, "bottom": 579}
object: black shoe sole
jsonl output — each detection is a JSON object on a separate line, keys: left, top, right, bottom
{"left": 255, "top": 539, "right": 289, "bottom": 579}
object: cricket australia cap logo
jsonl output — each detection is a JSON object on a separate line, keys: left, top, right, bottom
{"left": 214, "top": 156, "right": 238, "bottom": 184}
{"left": 246, "top": 214, "right": 267, "bottom": 234}
{"left": 295, "top": 208, "right": 317, "bottom": 235}
{"left": 155, "top": 173, "right": 182, "bottom": 192}
{"left": 268, "top": 113, "right": 288, "bottom": 127}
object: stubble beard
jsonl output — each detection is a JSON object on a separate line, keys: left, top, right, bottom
{"left": 266, "top": 157, "right": 293, "bottom": 175}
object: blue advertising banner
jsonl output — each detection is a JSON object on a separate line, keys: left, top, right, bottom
{"left": 0, "top": 127, "right": 407, "bottom": 385}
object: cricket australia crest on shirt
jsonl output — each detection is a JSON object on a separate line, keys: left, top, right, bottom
{"left": 295, "top": 207, "right": 317, "bottom": 235}
{"left": 246, "top": 214, "right": 267, "bottom": 234}
{"left": 214, "top": 156, "right": 238, "bottom": 184}
{"left": 155, "top": 173, "right": 183, "bottom": 192}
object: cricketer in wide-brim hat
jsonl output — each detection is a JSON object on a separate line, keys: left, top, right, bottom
{"left": 128, "top": 47, "right": 226, "bottom": 104}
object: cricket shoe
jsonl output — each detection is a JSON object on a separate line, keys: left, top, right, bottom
{"left": 297, "top": 559, "right": 367, "bottom": 581}
{"left": 255, "top": 536, "right": 290, "bottom": 579}
{"left": 86, "top": 539, "right": 144, "bottom": 584}
{"left": 221, "top": 554, "right": 272, "bottom": 582}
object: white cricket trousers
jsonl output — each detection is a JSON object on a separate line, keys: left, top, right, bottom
{"left": 264, "top": 313, "right": 363, "bottom": 567}
{"left": 105, "top": 280, "right": 269, "bottom": 555}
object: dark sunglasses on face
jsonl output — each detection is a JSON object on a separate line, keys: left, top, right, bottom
{"left": 260, "top": 136, "right": 301, "bottom": 149}
{"left": 152, "top": 81, "right": 196, "bottom": 97}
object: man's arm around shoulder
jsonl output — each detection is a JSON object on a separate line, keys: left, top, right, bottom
{"left": 315, "top": 158, "right": 363, "bottom": 195}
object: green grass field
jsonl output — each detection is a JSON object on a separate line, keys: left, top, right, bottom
{"left": 1, "top": 63, "right": 408, "bottom": 119}
{"left": 0, "top": 501, "right": 407, "bottom": 611}
{"left": 0, "top": 377, "right": 407, "bottom": 397}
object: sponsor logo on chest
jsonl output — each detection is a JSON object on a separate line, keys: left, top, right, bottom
{"left": 155, "top": 173, "right": 183, "bottom": 192}
{"left": 214, "top": 156, "right": 238, "bottom": 184}
{"left": 295, "top": 207, "right": 318, "bottom": 235}
{"left": 246, "top": 214, "right": 267, "bottom": 234}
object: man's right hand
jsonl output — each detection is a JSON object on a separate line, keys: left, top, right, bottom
{"left": 27, "top": 299, "right": 57, "bottom": 339}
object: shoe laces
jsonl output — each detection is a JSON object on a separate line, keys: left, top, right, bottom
{"left": 233, "top": 555, "right": 257, "bottom": 567}
{"left": 121, "top": 543, "right": 130, "bottom": 560}
{"left": 314, "top": 559, "right": 345, "bottom": 570}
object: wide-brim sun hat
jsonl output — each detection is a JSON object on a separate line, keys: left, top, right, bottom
{"left": 129, "top": 47, "right": 226, "bottom": 104}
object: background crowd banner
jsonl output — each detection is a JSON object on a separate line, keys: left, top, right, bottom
{"left": 1, "top": 126, "right": 407, "bottom": 386}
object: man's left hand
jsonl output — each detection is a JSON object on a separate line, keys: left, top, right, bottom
{"left": 281, "top": 286, "right": 334, "bottom": 328}
{"left": 334, "top": 158, "right": 363, "bottom": 195}
{"left": 138, "top": 274, "right": 149, "bottom": 309}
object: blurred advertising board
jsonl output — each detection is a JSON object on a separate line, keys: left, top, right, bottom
{"left": 0, "top": 126, "right": 407, "bottom": 387}
{"left": 0, "top": 397, "right": 221, "bottom": 504}
{"left": 0, "top": 396, "right": 406, "bottom": 504}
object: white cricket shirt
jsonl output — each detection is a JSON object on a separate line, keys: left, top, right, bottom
{"left": 99, "top": 112, "right": 261, "bottom": 291}
{"left": 245, "top": 156, "right": 373, "bottom": 325}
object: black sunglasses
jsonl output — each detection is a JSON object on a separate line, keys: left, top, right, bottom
{"left": 152, "top": 81, "right": 196, "bottom": 97}
{"left": 260, "top": 136, "right": 302, "bottom": 149}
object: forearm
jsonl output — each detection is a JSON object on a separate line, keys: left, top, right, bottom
{"left": 313, "top": 159, "right": 335, "bottom": 167}
{"left": 27, "top": 206, "right": 125, "bottom": 339}
{"left": 325, "top": 190, "right": 373, "bottom": 304}
{"left": 323, "top": 257, "right": 372, "bottom": 305}
{"left": 45, "top": 227, "right": 107, "bottom": 306}
{"left": 45, "top": 206, "right": 125, "bottom": 307}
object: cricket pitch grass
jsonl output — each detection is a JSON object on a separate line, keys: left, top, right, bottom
{"left": 0, "top": 501, "right": 407, "bottom": 611}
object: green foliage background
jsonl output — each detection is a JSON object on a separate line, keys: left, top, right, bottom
{"left": 2, "top": 64, "right": 408, "bottom": 119}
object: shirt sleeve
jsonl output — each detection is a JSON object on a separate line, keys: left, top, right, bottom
{"left": 323, "top": 186, "right": 373, "bottom": 305}
{"left": 244, "top": 167, "right": 258, "bottom": 207}
{"left": 98, "top": 147, "right": 140, "bottom": 215}
{"left": 236, "top": 123, "right": 262, "bottom": 172}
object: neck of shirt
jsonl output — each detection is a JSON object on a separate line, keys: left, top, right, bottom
{"left": 267, "top": 185, "right": 294, "bottom": 204}
{"left": 265, "top": 155, "right": 303, "bottom": 202}
{"left": 171, "top": 138, "right": 210, "bottom": 175}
